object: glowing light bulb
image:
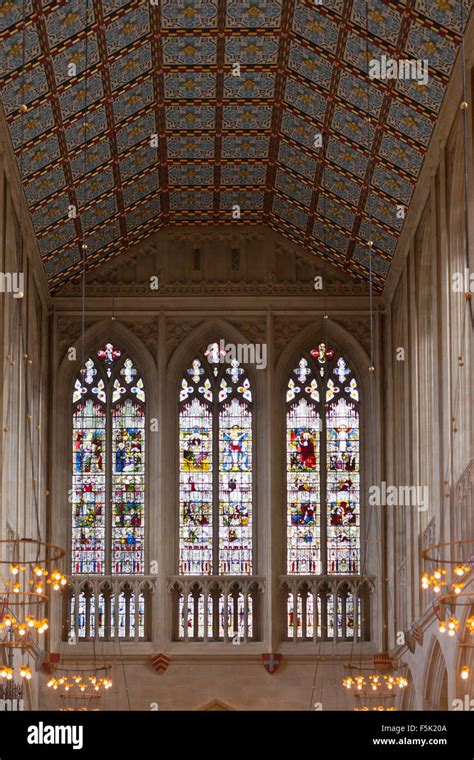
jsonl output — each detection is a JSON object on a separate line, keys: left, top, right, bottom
{"left": 9, "top": 564, "right": 19, "bottom": 575}
{"left": 461, "top": 666, "right": 469, "bottom": 680}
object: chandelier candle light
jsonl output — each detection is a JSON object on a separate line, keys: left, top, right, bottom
{"left": 421, "top": 540, "right": 474, "bottom": 640}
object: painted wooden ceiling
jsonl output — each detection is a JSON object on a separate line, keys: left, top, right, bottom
{"left": 0, "top": 0, "right": 471, "bottom": 291}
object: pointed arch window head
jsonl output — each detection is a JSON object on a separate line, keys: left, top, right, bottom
{"left": 72, "top": 343, "right": 146, "bottom": 576}
{"left": 286, "top": 343, "right": 360, "bottom": 576}
{"left": 179, "top": 342, "right": 253, "bottom": 576}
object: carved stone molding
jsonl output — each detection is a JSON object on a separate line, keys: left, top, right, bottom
{"left": 227, "top": 319, "right": 266, "bottom": 344}
{"left": 273, "top": 318, "right": 313, "bottom": 352}
{"left": 57, "top": 278, "right": 368, "bottom": 298}
{"left": 57, "top": 318, "right": 91, "bottom": 350}
{"left": 57, "top": 317, "right": 159, "bottom": 355}
{"left": 333, "top": 317, "right": 371, "bottom": 354}
{"left": 122, "top": 318, "right": 160, "bottom": 350}
{"left": 166, "top": 319, "right": 202, "bottom": 352}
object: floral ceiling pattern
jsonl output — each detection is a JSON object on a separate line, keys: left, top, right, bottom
{"left": 0, "top": 0, "right": 471, "bottom": 290}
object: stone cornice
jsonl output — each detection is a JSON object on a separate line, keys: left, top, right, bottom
{"left": 56, "top": 277, "right": 369, "bottom": 298}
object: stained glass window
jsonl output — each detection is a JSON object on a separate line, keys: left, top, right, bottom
{"left": 72, "top": 366, "right": 106, "bottom": 574}
{"left": 112, "top": 398, "right": 145, "bottom": 574}
{"left": 72, "top": 343, "right": 146, "bottom": 576}
{"left": 179, "top": 342, "right": 253, "bottom": 575}
{"left": 327, "top": 398, "right": 360, "bottom": 574}
{"left": 176, "top": 587, "right": 254, "bottom": 641}
{"left": 286, "top": 344, "right": 360, "bottom": 576}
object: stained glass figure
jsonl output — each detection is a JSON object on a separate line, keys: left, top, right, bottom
{"left": 179, "top": 343, "right": 253, "bottom": 575}
{"left": 129, "top": 593, "right": 145, "bottom": 638}
{"left": 179, "top": 397, "right": 213, "bottom": 574}
{"left": 178, "top": 591, "right": 213, "bottom": 639}
{"left": 72, "top": 345, "right": 146, "bottom": 577}
{"left": 72, "top": 382, "right": 106, "bottom": 574}
{"left": 327, "top": 397, "right": 360, "bottom": 574}
{"left": 287, "top": 593, "right": 303, "bottom": 637}
{"left": 286, "top": 345, "right": 360, "bottom": 576}
{"left": 287, "top": 398, "right": 321, "bottom": 574}
{"left": 310, "top": 343, "right": 334, "bottom": 365}
{"left": 112, "top": 398, "right": 145, "bottom": 574}
{"left": 73, "top": 593, "right": 87, "bottom": 638}
{"left": 219, "top": 398, "right": 252, "bottom": 574}
{"left": 97, "top": 343, "right": 121, "bottom": 377}
{"left": 178, "top": 594, "right": 193, "bottom": 638}
{"left": 117, "top": 592, "right": 127, "bottom": 637}
{"left": 204, "top": 342, "right": 225, "bottom": 364}
{"left": 344, "top": 593, "right": 361, "bottom": 638}
{"left": 327, "top": 594, "right": 335, "bottom": 638}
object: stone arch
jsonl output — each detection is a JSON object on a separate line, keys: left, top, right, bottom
{"left": 51, "top": 318, "right": 158, "bottom": 585}
{"left": 274, "top": 318, "right": 371, "bottom": 402}
{"left": 423, "top": 636, "right": 449, "bottom": 710}
{"left": 164, "top": 318, "right": 266, "bottom": 576}
{"left": 400, "top": 665, "right": 415, "bottom": 711}
{"left": 166, "top": 317, "right": 265, "bottom": 399}
{"left": 275, "top": 317, "right": 379, "bottom": 590}
{"left": 455, "top": 604, "right": 474, "bottom": 700}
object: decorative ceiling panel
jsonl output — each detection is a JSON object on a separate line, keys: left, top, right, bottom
{"left": 0, "top": 0, "right": 471, "bottom": 291}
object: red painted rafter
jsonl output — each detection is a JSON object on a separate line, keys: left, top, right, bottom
{"left": 213, "top": 0, "right": 226, "bottom": 217}
{"left": 150, "top": 1, "right": 170, "bottom": 220}
{"left": 30, "top": 0, "right": 84, "bottom": 247}
{"left": 91, "top": 0, "right": 127, "bottom": 244}
{"left": 262, "top": 0, "right": 295, "bottom": 222}
{"left": 343, "top": 0, "right": 418, "bottom": 265}
{"left": 302, "top": 0, "right": 356, "bottom": 248}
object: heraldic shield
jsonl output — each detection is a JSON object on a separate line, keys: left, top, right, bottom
{"left": 262, "top": 653, "right": 281, "bottom": 674}
{"left": 150, "top": 653, "right": 170, "bottom": 674}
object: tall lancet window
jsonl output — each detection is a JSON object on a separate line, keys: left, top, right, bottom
{"left": 72, "top": 343, "right": 146, "bottom": 576}
{"left": 286, "top": 343, "right": 360, "bottom": 575}
{"left": 179, "top": 341, "right": 253, "bottom": 575}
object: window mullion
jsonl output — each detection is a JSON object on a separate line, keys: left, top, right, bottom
{"left": 213, "top": 397, "right": 219, "bottom": 576}
{"left": 320, "top": 404, "right": 328, "bottom": 576}
{"left": 106, "top": 386, "right": 113, "bottom": 576}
